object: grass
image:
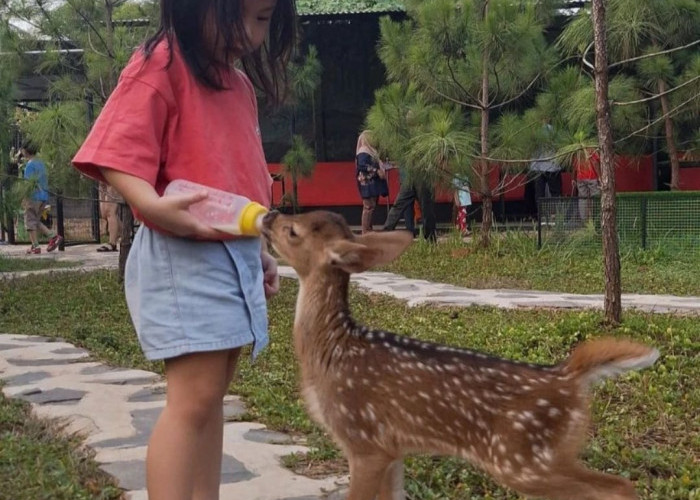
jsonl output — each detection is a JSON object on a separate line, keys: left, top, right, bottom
{"left": 0, "top": 254, "right": 76, "bottom": 273}
{"left": 0, "top": 270, "right": 698, "bottom": 499}
{"left": 0, "top": 387, "right": 123, "bottom": 500}
{"left": 380, "top": 229, "right": 700, "bottom": 296}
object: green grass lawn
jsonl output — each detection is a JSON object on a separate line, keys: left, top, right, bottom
{"left": 0, "top": 271, "right": 698, "bottom": 499}
{"left": 0, "top": 389, "right": 123, "bottom": 500}
{"left": 381, "top": 230, "right": 700, "bottom": 296}
{"left": 0, "top": 255, "right": 76, "bottom": 273}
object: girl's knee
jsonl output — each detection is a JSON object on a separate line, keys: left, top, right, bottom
{"left": 167, "top": 391, "right": 223, "bottom": 429}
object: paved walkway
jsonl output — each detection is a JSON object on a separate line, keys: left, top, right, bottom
{"left": 1, "top": 243, "right": 699, "bottom": 499}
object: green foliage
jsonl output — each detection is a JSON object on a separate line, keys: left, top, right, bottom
{"left": 282, "top": 135, "right": 316, "bottom": 179}
{"left": 557, "top": 0, "right": 700, "bottom": 166}
{"left": 0, "top": 389, "right": 122, "bottom": 499}
{"left": 296, "top": 0, "right": 405, "bottom": 15}
{"left": 282, "top": 135, "right": 316, "bottom": 210}
{"left": 6, "top": 0, "right": 158, "bottom": 195}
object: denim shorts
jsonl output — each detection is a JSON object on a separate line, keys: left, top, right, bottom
{"left": 124, "top": 226, "right": 269, "bottom": 361}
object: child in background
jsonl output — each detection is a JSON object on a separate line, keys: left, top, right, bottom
{"left": 453, "top": 177, "right": 472, "bottom": 237}
{"left": 72, "top": 1, "right": 296, "bottom": 498}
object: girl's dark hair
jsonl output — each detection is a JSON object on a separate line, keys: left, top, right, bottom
{"left": 144, "top": 0, "right": 297, "bottom": 106}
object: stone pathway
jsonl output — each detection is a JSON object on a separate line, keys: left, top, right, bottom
{"left": 279, "top": 267, "right": 700, "bottom": 315}
{"left": 0, "top": 334, "right": 347, "bottom": 500}
{"left": 2, "top": 243, "right": 699, "bottom": 499}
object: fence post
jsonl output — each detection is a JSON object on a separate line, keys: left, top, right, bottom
{"left": 537, "top": 198, "right": 542, "bottom": 249}
{"left": 56, "top": 193, "right": 65, "bottom": 251}
{"left": 91, "top": 181, "right": 101, "bottom": 243}
{"left": 640, "top": 197, "right": 648, "bottom": 250}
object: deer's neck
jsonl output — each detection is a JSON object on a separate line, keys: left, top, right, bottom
{"left": 294, "top": 270, "right": 353, "bottom": 373}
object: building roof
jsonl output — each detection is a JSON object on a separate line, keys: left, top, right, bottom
{"left": 296, "top": 1, "right": 406, "bottom": 16}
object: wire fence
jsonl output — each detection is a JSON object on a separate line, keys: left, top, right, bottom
{"left": 0, "top": 188, "right": 114, "bottom": 247}
{"left": 537, "top": 192, "right": 700, "bottom": 252}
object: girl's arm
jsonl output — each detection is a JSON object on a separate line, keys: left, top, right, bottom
{"left": 100, "top": 168, "right": 227, "bottom": 240}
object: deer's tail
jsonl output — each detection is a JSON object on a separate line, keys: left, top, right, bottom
{"left": 560, "top": 338, "right": 659, "bottom": 385}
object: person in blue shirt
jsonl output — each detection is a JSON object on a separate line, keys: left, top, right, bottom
{"left": 20, "top": 140, "right": 62, "bottom": 254}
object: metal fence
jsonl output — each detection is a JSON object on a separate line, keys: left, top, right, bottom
{"left": 1, "top": 192, "right": 102, "bottom": 247}
{"left": 537, "top": 192, "right": 700, "bottom": 251}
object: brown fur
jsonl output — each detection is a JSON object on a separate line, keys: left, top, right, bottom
{"left": 263, "top": 210, "right": 659, "bottom": 500}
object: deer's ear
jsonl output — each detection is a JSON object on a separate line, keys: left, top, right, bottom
{"left": 326, "top": 231, "right": 413, "bottom": 274}
{"left": 326, "top": 240, "right": 379, "bottom": 274}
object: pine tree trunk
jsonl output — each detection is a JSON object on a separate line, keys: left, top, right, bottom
{"left": 478, "top": 0, "right": 492, "bottom": 248}
{"left": 592, "top": 0, "right": 621, "bottom": 325}
{"left": 658, "top": 80, "right": 680, "bottom": 190}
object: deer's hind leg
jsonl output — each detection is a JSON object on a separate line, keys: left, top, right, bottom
{"left": 377, "top": 459, "right": 405, "bottom": 500}
{"left": 507, "top": 465, "right": 638, "bottom": 500}
{"left": 346, "top": 452, "right": 395, "bottom": 500}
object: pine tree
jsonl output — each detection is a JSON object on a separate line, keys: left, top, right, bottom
{"left": 369, "top": 0, "right": 556, "bottom": 246}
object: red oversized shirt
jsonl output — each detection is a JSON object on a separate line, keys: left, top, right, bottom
{"left": 72, "top": 40, "right": 272, "bottom": 232}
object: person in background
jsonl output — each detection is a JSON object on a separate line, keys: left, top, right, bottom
{"left": 453, "top": 177, "right": 472, "bottom": 238}
{"left": 574, "top": 147, "right": 601, "bottom": 223}
{"left": 382, "top": 173, "right": 436, "bottom": 242}
{"left": 529, "top": 122, "right": 561, "bottom": 217}
{"left": 97, "top": 183, "right": 123, "bottom": 252}
{"left": 355, "top": 130, "right": 388, "bottom": 234}
{"left": 19, "top": 141, "right": 63, "bottom": 254}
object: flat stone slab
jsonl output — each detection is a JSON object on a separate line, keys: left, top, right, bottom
{"left": 244, "top": 428, "right": 296, "bottom": 445}
{"left": 18, "top": 388, "right": 86, "bottom": 405}
{"left": 2, "top": 371, "right": 50, "bottom": 386}
{"left": 6, "top": 357, "right": 87, "bottom": 366}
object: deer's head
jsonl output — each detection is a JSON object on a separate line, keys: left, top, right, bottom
{"left": 262, "top": 211, "right": 414, "bottom": 278}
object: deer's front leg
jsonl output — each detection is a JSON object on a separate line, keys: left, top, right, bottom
{"left": 377, "top": 459, "right": 405, "bottom": 500}
{"left": 346, "top": 452, "right": 394, "bottom": 500}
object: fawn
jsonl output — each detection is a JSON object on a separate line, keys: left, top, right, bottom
{"left": 262, "top": 210, "right": 659, "bottom": 500}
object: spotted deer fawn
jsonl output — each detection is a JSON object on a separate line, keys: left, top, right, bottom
{"left": 262, "top": 210, "right": 659, "bottom": 500}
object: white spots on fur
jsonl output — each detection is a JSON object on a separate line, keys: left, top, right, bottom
{"left": 536, "top": 398, "right": 550, "bottom": 407}
{"left": 548, "top": 407, "right": 561, "bottom": 418}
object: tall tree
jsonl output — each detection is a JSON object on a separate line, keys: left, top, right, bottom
{"left": 559, "top": 0, "right": 700, "bottom": 190}
{"left": 371, "top": 0, "right": 556, "bottom": 246}
{"left": 591, "top": 0, "right": 621, "bottom": 324}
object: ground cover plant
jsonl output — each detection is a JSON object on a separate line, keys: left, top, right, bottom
{"left": 0, "top": 254, "right": 76, "bottom": 273}
{"left": 0, "top": 271, "right": 697, "bottom": 499}
{"left": 382, "top": 230, "right": 700, "bottom": 296}
{"left": 0, "top": 388, "right": 123, "bottom": 500}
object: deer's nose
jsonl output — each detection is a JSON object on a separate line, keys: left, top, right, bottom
{"left": 262, "top": 210, "right": 280, "bottom": 229}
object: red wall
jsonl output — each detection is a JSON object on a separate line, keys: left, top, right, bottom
{"left": 269, "top": 155, "right": 664, "bottom": 208}
{"left": 680, "top": 168, "right": 700, "bottom": 190}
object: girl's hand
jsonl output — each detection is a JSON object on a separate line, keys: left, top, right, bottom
{"left": 260, "top": 251, "right": 279, "bottom": 299}
{"left": 99, "top": 169, "right": 228, "bottom": 240}
{"left": 140, "top": 191, "right": 228, "bottom": 239}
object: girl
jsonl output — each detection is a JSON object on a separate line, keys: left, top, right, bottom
{"left": 72, "top": 1, "right": 296, "bottom": 499}
{"left": 355, "top": 130, "right": 388, "bottom": 234}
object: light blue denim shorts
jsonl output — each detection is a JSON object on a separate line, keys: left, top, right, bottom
{"left": 124, "top": 226, "right": 269, "bottom": 361}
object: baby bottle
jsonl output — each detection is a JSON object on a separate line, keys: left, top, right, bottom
{"left": 164, "top": 179, "right": 268, "bottom": 236}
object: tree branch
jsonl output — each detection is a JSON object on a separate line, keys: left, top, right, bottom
{"left": 63, "top": 0, "right": 114, "bottom": 59}
{"left": 609, "top": 39, "right": 700, "bottom": 69}
{"left": 615, "top": 94, "right": 700, "bottom": 144}
{"left": 612, "top": 75, "right": 700, "bottom": 106}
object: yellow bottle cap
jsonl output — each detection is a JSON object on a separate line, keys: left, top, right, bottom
{"left": 239, "top": 202, "right": 268, "bottom": 236}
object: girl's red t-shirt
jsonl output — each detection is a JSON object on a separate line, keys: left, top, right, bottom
{"left": 72, "top": 41, "right": 272, "bottom": 232}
